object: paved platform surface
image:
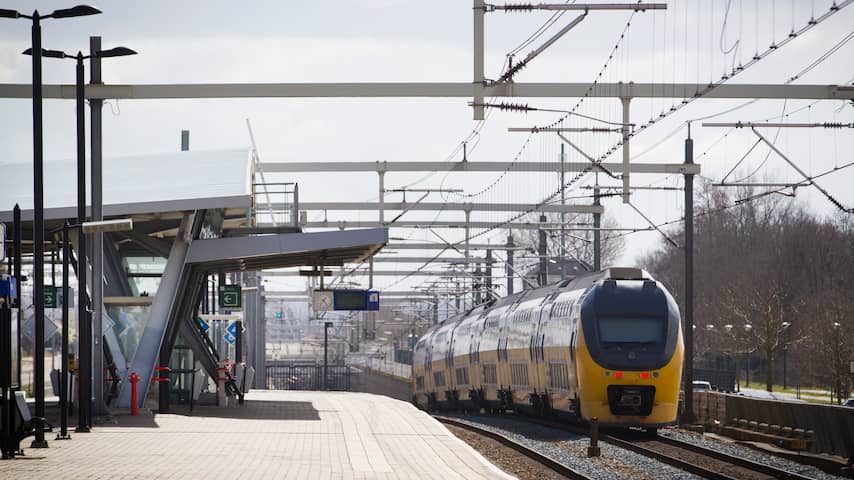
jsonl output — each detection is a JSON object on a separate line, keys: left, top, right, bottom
{"left": 1, "top": 390, "right": 514, "bottom": 479}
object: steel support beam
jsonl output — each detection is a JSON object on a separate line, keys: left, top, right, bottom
{"left": 287, "top": 201, "right": 602, "bottom": 214}
{"left": 261, "top": 161, "right": 700, "bottom": 174}
{"left": 117, "top": 215, "right": 192, "bottom": 409}
{"left": 621, "top": 97, "right": 631, "bottom": 203}
{"left": 2, "top": 82, "right": 850, "bottom": 100}
{"left": 263, "top": 270, "right": 485, "bottom": 277}
{"left": 473, "top": 0, "right": 485, "bottom": 120}
{"left": 386, "top": 242, "right": 527, "bottom": 250}
{"left": 682, "top": 130, "right": 695, "bottom": 424}
{"left": 370, "top": 256, "right": 497, "bottom": 263}
{"left": 490, "top": 3, "right": 667, "bottom": 11}
{"left": 278, "top": 220, "right": 593, "bottom": 230}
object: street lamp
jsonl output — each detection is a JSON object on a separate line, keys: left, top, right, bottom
{"left": 743, "top": 324, "right": 753, "bottom": 386}
{"left": 1, "top": 3, "right": 101, "bottom": 450}
{"left": 832, "top": 322, "right": 842, "bottom": 404}
{"left": 49, "top": 218, "right": 132, "bottom": 441}
{"left": 23, "top": 43, "right": 135, "bottom": 434}
{"left": 780, "top": 322, "right": 791, "bottom": 389}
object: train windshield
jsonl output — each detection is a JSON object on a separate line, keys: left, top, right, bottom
{"left": 598, "top": 316, "right": 665, "bottom": 344}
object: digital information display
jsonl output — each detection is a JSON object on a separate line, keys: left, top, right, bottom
{"left": 318, "top": 289, "right": 380, "bottom": 311}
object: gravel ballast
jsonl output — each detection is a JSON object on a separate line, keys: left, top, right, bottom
{"left": 441, "top": 414, "right": 702, "bottom": 480}
{"left": 660, "top": 428, "right": 848, "bottom": 480}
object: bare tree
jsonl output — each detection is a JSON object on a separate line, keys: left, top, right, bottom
{"left": 641, "top": 179, "right": 854, "bottom": 391}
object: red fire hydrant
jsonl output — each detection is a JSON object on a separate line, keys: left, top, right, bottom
{"left": 129, "top": 372, "right": 140, "bottom": 416}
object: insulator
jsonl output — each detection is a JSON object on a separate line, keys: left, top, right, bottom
{"left": 495, "top": 102, "right": 531, "bottom": 112}
{"left": 503, "top": 3, "right": 534, "bottom": 12}
{"left": 499, "top": 61, "right": 527, "bottom": 82}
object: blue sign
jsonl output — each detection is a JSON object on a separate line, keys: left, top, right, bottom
{"left": 366, "top": 290, "right": 380, "bottom": 311}
{"left": 223, "top": 331, "right": 236, "bottom": 345}
{"left": 226, "top": 321, "right": 238, "bottom": 336}
{"left": 0, "top": 277, "right": 18, "bottom": 301}
{"left": 332, "top": 289, "right": 380, "bottom": 311}
{"left": 197, "top": 317, "right": 209, "bottom": 333}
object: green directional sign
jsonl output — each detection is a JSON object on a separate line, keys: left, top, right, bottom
{"left": 219, "top": 284, "right": 242, "bottom": 309}
{"left": 44, "top": 286, "right": 58, "bottom": 309}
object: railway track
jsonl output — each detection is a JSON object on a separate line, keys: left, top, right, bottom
{"left": 606, "top": 431, "right": 817, "bottom": 480}
{"left": 435, "top": 416, "right": 595, "bottom": 480}
{"left": 438, "top": 413, "right": 818, "bottom": 480}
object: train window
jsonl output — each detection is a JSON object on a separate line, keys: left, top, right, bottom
{"left": 455, "top": 367, "right": 469, "bottom": 386}
{"left": 549, "top": 363, "right": 569, "bottom": 390}
{"left": 510, "top": 363, "right": 529, "bottom": 387}
{"left": 598, "top": 316, "right": 666, "bottom": 343}
{"left": 482, "top": 364, "right": 497, "bottom": 385}
{"left": 433, "top": 371, "right": 446, "bottom": 388}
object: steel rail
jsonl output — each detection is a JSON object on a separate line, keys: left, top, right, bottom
{"left": 434, "top": 416, "right": 595, "bottom": 480}
{"left": 447, "top": 414, "right": 814, "bottom": 480}
{"left": 649, "top": 434, "right": 817, "bottom": 480}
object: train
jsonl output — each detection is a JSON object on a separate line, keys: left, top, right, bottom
{"left": 412, "top": 267, "right": 684, "bottom": 429}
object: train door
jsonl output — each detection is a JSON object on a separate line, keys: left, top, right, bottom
{"left": 496, "top": 307, "right": 513, "bottom": 397}
{"left": 530, "top": 296, "right": 553, "bottom": 397}
{"left": 445, "top": 330, "right": 457, "bottom": 402}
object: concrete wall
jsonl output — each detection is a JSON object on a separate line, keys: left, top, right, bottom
{"left": 694, "top": 391, "right": 854, "bottom": 458}
{"left": 356, "top": 368, "right": 412, "bottom": 402}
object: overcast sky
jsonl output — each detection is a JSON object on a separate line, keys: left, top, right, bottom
{"left": 1, "top": 1, "right": 852, "bottom": 295}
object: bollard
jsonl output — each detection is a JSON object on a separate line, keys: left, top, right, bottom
{"left": 129, "top": 372, "right": 140, "bottom": 416}
{"left": 587, "top": 417, "right": 601, "bottom": 457}
{"left": 216, "top": 362, "right": 228, "bottom": 407}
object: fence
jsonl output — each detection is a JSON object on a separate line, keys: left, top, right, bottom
{"left": 266, "top": 364, "right": 352, "bottom": 391}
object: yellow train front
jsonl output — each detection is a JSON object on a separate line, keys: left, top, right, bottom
{"left": 572, "top": 271, "right": 684, "bottom": 428}
{"left": 412, "top": 268, "right": 684, "bottom": 430}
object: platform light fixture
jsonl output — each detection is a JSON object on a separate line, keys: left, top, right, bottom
{"left": 2, "top": 2, "right": 102, "bottom": 450}
{"left": 23, "top": 40, "right": 135, "bottom": 434}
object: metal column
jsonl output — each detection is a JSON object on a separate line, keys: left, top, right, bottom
{"left": 593, "top": 173, "right": 601, "bottom": 271}
{"left": 505, "top": 235, "right": 514, "bottom": 295}
{"left": 89, "top": 36, "right": 106, "bottom": 417}
{"left": 30, "top": 14, "right": 48, "bottom": 448}
{"left": 682, "top": 127, "right": 695, "bottom": 424}
{"left": 472, "top": 0, "right": 485, "bottom": 120}
{"left": 620, "top": 97, "right": 631, "bottom": 203}
{"left": 56, "top": 225, "right": 71, "bottom": 440}
{"left": 560, "top": 143, "right": 566, "bottom": 279}
{"left": 538, "top": 215, "right": 548, "bottom": 286}
{"left": 485, "top": 249, "right": 493, "bottom": 300}
{"left": 13, "top": 205, "right": 22, "bottom": 388}
{"left": 378, "top": 170, "right": 385, "bottom": 223}
{"left": 74, "top": 51, "right": 91, "bottom": 433}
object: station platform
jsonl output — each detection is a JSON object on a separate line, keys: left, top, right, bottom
{"left": 0, "top": 390, "right": 513, "bottom": 479}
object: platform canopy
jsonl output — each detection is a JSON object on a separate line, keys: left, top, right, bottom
{"left": 0, "top": 148, "right": 252, "bottom": 223}
{"left": 185, "top": 228, "right": 388, "bottom": 272}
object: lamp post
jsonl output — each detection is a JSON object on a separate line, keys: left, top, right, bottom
{"left": 49, "top": 219, "right": 132, "bottom": 440}
{"left": 743, "top": 324, "right": 753, "bottom": 387}
{"left": 832, "top": 322, "right": 841, "bottom": 405}
{"left": 1, "top": 4, "right": 102, "bottom": 449}
{"left": 780, "top": 321, "right": 790, "bottom": 390}
{"left": 24, "top": 44, "right": 136, "bottom": 432}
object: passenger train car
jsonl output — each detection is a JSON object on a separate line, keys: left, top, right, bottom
{"left": 412, "top": 267, "right": 684, "bottom": 428}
